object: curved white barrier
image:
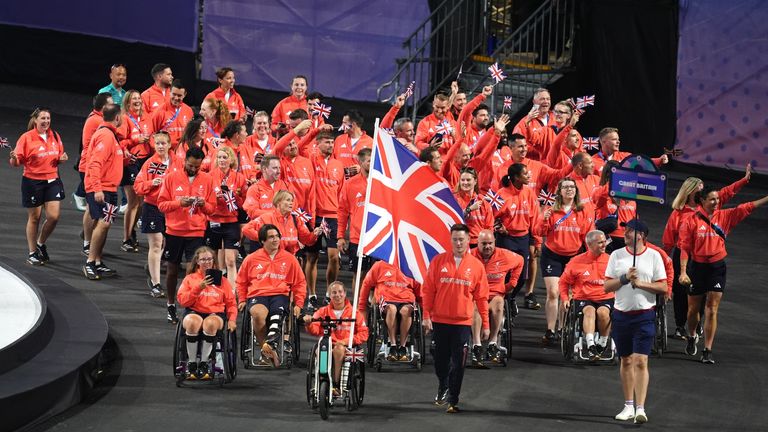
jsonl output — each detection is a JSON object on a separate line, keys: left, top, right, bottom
{"left": 0, "top": 267, "right": 43, "bottom": 350}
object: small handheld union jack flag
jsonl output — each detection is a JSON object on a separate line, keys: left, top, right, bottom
{"left": 434, "top": 121, "right": 452, "bottom": 136}
{"left": 567, "top": 98, "right": 585, "bottom": 115}
{"left": 147, "top": 161, "right": 167, "bottom": 175}
{"left": 0, "top": 136, "right": 9, "bottom": 149}
{"left": 583, "top": 136, "right": 599, "bottom": 151}
{"left": 222, "top": 190, "right": 237, "bottom": 212}
{"left": 538, "top": 188, "right": 557, "bottom": 206}
{"left": 320, "top": 218, "right": 331, "bottom": 237}
{"left": 503, "top": 96, "right": 513, "bottom": 111}
{"left": 291, "top": 207, "right": 312, "bottom": 224}
{"left": 311, "top": 103, "right": 332, "bottom": 120}
{"left": 488, "top": 62, "right": 506, "bottom": 84}
{"left": 484, "top": 188, "right": 505, "bottom": 211}
{"left": 344, "top": 346, "right": 366, "bottom": 362}
{"left": 403, "top": 81, "right": 415, "bottom": 99}
{"left": 576, "top": 95, "right": 595, "bottom": 109}
{"left": 102, "top": 203, "right": 118, "bottom": 224}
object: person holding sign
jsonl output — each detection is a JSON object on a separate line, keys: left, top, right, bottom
{"left": 678, "top": 186, "right": 768, "bottom": 364}
{"left": 592, "top": 160, "right": 636, "bottom": 253}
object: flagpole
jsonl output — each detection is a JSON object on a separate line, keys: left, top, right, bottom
{"left": 347, "top": 118, "right": 381, "bottom": 348}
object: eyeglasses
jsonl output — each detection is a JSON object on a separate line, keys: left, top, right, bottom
{"left": 554, "top": 109, "right": 570, "bottom": 115}
{"left": 198, "top": 257, "right": 214, "bottom": 262}
{"left": 561, "top": 185, "right": 577, "bottom": 190}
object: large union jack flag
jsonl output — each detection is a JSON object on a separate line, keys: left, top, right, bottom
{"left": 360, "top": 128, "right": 464, "bottom": 283}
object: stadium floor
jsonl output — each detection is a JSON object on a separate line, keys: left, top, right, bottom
{"left": 1, "top": 85, "right": 766, "bottom": 431}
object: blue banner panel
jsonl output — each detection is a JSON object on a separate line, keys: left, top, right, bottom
{"left": 609, "top": 168, "right": 668, "bottom": 204}
{"left": 0, "top": 0, "right": 198, "bottom": 52}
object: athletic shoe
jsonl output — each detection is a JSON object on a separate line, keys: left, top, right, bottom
{"left": 696, "top": 321, "right": 704, "bottom": 337}
{"left": 332, "top": 387, "right": 341, "bottom": 398}
{"left": 378, "top": 344, "right": 387, "bottom": 358}
{"left": 434, "top": 384, "right": 449, "bottom": 406}
{"left": 197, "top": 361, "right": 211, "bottom": 380}
{"left": 674, "top": 326, "right": 686, "bottom": 339}
{"left": 167, "top": 305, "right": 179, "bottom": 324}
{"left": 498, "top": 345, "right": 508, "bottom": 359}
{"left": 510, "top": 298, "right": 519, "bottom": 317}
{"left": 387, "top": 344, "right": 398, "bottom": 362}
{"left": 634, "top": 408, "right": 648, "bottom": 424}
{"left": 82, "top": 244, "right": 90, "bottom": 257}
{"left": 308, "top": 296, "right": 321, "bottom": 310}
{"left": 82, "top": 262, "right": 100, "bottom": 280}
{"left": 446, "top": 404, "right": 460, "bottom": 413}
{"left": 283, "top": 340, "right": 293, "bottom": 354}
{"left": 471, "top": 345, "right": 487, "bottom": 368}
{"left": 524, "top": 293, "right": 541, "bottom": 310}
{"left": 701, "top": 349, "right": 715, "bottom": 364}
{"left": 95, "top": 262, "right": 117, "bottom": 278}
{"left": 186, "top": 362, "right": 198, "bottom": 379}
{"left": 685, "top": 333, "right": 699, "bottom": 356}
{"left": 73, "top": 193, "right": 87, "bottom": 211}
{"left": 261, "top": 341, "right": 280, "bottom": 368}
{"left": 588, "top": 344, "right": 601, "bottom": 361}
{"left": 36, "top": 244, "right": 50, "bottom": 263}
{"left": 26, "top": 251, "right": 45, "bottom": 266}
{"left": 120, "top": 240, "right": 136, "bottom": 253}
{"left": 601, "top": 346, "right": 613, "bottom": 359}
{"left": 615, "top": 405, "right": 635, "bottom": 421}
{"left": 398, "top": 345, "right": 409, "bottom": 361}
{"left": 486, "top": 343, "right": 499, "bottom": 362}
{"left": 541, "top": 329, "right": 556, "bottom": 345}
{"left": 118, "top": 203, "right": 128, "bottom": 215}
{"left": 150, "top": 283, "right": 165, "bottom": 298}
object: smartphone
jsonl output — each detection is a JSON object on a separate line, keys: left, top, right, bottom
{"left": 532, "top": 104, "right": 540, "bottom": 112}
{"left": 205, "top": 268, "right": 223, "bottom": 286}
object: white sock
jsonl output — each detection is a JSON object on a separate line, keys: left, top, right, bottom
{"left": 83, "top": 240, "right": 89, "bottom": 247}
{"left": 586, "top": 333, "right": 595, "bottom": 347}
{"left": 200, "top": 332, "right": 215, "bottom": 360}
{"left": 186, "top": 334, "right": 198, "bottom": 361}
{"left": 598, "top": 335, "right": 608, "bottom": 347}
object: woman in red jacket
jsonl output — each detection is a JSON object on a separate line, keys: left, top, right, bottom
{"left": 199, "top": 98, "right": 230, "bottom": 162}
{"left": 9, "top": 108, "right": 68, "bottom": 265}
{"left": 176, "top": 246, "right": 237, "bottom": 379}
{"left": 119, "top": 89, "right": 152, "bottom": 253}
{"left": 678, "top": 185, "right": 768, "bottom": 364}
{"left": 242, "top": 189, "right": 321, "bottom": 254}
{"left": 205, "top": 67, "right": 246, "bottom": 120}
{"left": 453, "top": 167, "right": 494, "bottom": 247}
{"left": 304, "top": 281, "right": 368, "bottom": 396}
{"left": 537, "top": 177, "right": 594, "bottom": 344}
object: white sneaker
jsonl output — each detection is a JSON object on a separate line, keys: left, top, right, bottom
{"left": 615, "top": 405, "right": 635, "bottom": 421}
{"left": 73, "top": 193, "right": 87, "bottom": 211}
{"left": 118, "top": 203, "right": 128, "bottom": 215}
{"left": 634, "top": 408, "right": 648, "bottom": 424}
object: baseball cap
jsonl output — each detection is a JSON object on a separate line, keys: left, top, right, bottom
{"left": 620, "top": 218, "right": 649, "bottom": 236}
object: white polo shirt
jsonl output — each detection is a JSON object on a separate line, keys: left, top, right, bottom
{"left": 606, "top": 246, "right": 666, "bottom": 312}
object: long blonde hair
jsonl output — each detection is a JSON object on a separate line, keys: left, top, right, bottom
{"left": 552, "top": 177, "right": 583, "bottom": 212}
{"left": 122, "top": 89, "right": 143, "bottom": 116}
{"left": 671, "top": 177, "right": 702, "bottom": 210}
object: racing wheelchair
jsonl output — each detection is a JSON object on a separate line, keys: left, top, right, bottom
{"left": 305, "top": 317, "right": 365, "bottom": 420}
{"left": 365, "top": 300, "right": 425, "bottom": 371}
{"left": 239, "top": 296, "right": 301, "bottom": 369}
{"left": 560, "top": 299, "right": 616, "bottom": 364}
{"left": 172, "top": 316, "right": 237, "bottom": 387}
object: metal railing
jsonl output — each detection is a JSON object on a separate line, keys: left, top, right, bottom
{"left": 376, "top": 0, "right": 485, "bottom": 123}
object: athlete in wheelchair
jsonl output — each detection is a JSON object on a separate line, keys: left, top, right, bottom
{"left": 237, "top": 224, "right": 306, "bottom": 368}
{"left": 174, "top": 246, "right": 238, "bottom": 384}
{"left": 358, "top": 260, "right": 424, "bottom": 369}
{"left": 470, "top": 230, "right": 524, "bottom": 366}
{"left": 303, "top": 281, "right": 368, "bottom": 419}
{"left": 559, "top": 230, "right": 616, "bottom": 362}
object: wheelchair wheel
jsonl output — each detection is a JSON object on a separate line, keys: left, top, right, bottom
{"left": 172, "top": 320, "right": 186, "bottom": 385}
{"left": 412, "top": 307, "right": 425, "bottom": 370}
{"left": 654, "top": 297, "right": 668, "bottom": 357}
{"left": 291, "top": 315, "right": 301, "bottom": 365}
{"left": 318, "top": 380, "right": 330, "bottom": 420}
{"left": 503, "top": 298, "right": 514, "bottom": 359}
{"left": 240, "top": 308, "right": 253, "bottom": 368}
{"left": 561, "top": 303, "right": 575, "bottom": 361}
{"left": 366, "top": 306, "right": 378, "bottom": 367}
{"left": 355, "top": 361, "right": 365, "bottom": 406}
{"left": 346, "top": 362, "right": 362, "bottom": 411}
{"left": 224, "top": 328, "right": 237, "bottom": 383}
{"left": 306, "top": 345, "right": 318, "bottom": 409}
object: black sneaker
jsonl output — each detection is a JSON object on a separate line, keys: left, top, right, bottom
{"left": 82, "top": 244, "right": 90, "bottom": 257}
{"left": 686, "top": 333, "right": 699, "bottom": 356}
{"left": 510, "top": 298, "right": 519, "bottom": 317}
{"left": 167, "top": 305, "right": 179, "bottom": 324}
{"left": 82, "top": 261, "right": 100, "bottom": 280}
{"left": 26, "top": 251, "right": 45, "bottom": 266}
{"left": 198, "top": 361, "right": 211, "bottom": 380}
{"left": 446, "top": 404, "right": 460, "bottom": 413}
{"left": 471, "top": 345, "right": 487, "bottom": 368}
{"left": 696, "top": 321, "right": 704, "bottom": 337}
{"left": 701, "top": 349, "right": 715, "bottom": 364}
{"left": 186, "top": 362, "right": 198, "bottom": 379}
{"left": 587, "top": 344, "right": 601, "bottom": 361}
{"left": 435, "top": 384, "right": 449, "bottom": 406}
{"left": 120, "top": 240, "right": 136, "bottom": 253}
{"left": 486, "top": 343, "right": 500, "bottom": 362}
{"left": 387, "top": 344, "right": 398, "bottom": 361}
{"left": 674, "top": 326, "right": 686, "bottom": 339}
{"left": 36, "top": 244, "right": 50, "bottom": 263}
{"left": 398, "top": 345, "right": 409, "bottom": 361}
{"left": 541, "top": 329, "right": 556, "bottom": 345}
{"left": 601, "top": 346, "right": 613, "bottom": 359}
{"left": 283, "top": 340, "right": 293, "bottom": 354}
{"left": 95, "top": 262, "right": 117, "bottom": 278}
{"left": 308, "top": 296, "right": 320, "bottom": 310}
{"left": 150, "top": 283, "right": 165, "bottom": 298}
{"left": 524, "top": 293, "right": 541, "bottom": 310}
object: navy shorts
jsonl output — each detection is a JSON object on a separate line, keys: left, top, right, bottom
{"left": 86, "top": 191, "right": 118, "bottom": 222}
{"left": 164, "top": 234, "right": 205, "bottom": 265}
{"left": 540, "top": 245, "right": 573, "bottom": 278}
{"left": 689, "top": 259, "right": 726, "bottom": 296}
{"left": 247, "top": 294, "right": 290, "bottom": 318}
{"left": 611, "top": 309, "right": 655, "bottom": 357}
{"left": 121, "top": 159, "right": 144, "bottom": 186}
{"left": 183, "top": 309, "right": 227, "bottom": 323}
{"left": 575, "top": 298, "right": 614, "bottom": 314}
{"left": 205, "top": 222, "right": 241, "bottom": 250}
{"left": 21, "top": 177, "right": 65, "bottom": 208}
{"left": 140, "top": 203, "right": 165, "bottom": 234}
{"left": 305, "top": 216, "right": 338, "bottom": 251}
{"left": 379, "top": 301, "right": 413, "bottom": 316}
{"left": 496, "top": 233, "right": 531, "bottom": 281}
{"left": 347, "top": 243, "right": 375, "bottom": 272}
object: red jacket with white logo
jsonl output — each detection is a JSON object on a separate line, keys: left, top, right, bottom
{"left": 471, "top": 247, "right": 524, "bottom": 298}
{"left": 236, "top": 248, "right": 307, "bottom": 307}
{"left": 177, "top": 271, "right": 238, "bottom": 323}
{"left": 306, "top": 300, "right": 369, "bottom": 346}
{"left": 558, "top": 251, "right": 613, "bottom": 303}
{"left": 359, "top": 261, "right": 420, "bottom": 313}
{"left": 241, "top": 208, "right": 318, "bottom": 254}
{"left": 678, "top": 203, "right": 755, "bottom": 263}
{"left": 13, "top": 129, "right": 65, "bottom": 181}
{"left": 85, "top": 124, "right": 124, "bottom": 193}
{"left": 243, "top": 177, "right": 291, "bottom": 219}
{"left": 205, "top": 87, "right": 246, "bottom": 120}
{"left": 157, "top": 169, "right": 216, "bottom": 237}
{"left": 421, "top": 252, "right": 490, "bottom": 328}
{"left": 134, "top": 153, "right": 183, "bottom": 206}
{"left": 337, "top": 173, "right": 368, "bottom": 244}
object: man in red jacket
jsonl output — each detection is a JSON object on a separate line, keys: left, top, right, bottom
{"left": 158, "top": 146, "right": 216, "bottom": 323}
{"left": 82, "top": 104, "right": 124, "bottom": 281}
{"left": 422, "top": 223, "right": 489, "bottom": 413}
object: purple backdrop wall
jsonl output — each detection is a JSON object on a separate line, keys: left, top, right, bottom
{"left": 200, "top": 0, "right": 430, "bottom": 102}
{"left": 676, "top": 0, "right": 768, "bottom": 174}
{"left": 0, "top": 0, "right": 198, "bottom": 52}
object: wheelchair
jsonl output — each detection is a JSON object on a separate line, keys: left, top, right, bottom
{"left": 172, "top": 315, "right": 237, "bottom": 387}
{"left": 482, "top": 295, "right": 515, "bottom": 367}
{"left": 239, "top": 296, "right": 301, "bottom": 369}
{"left": 560, "top": 299, "right": 616, "bottom": 364}
{"left": 305, "top": 317, "right": 365, "bottom": 420}
{"left": 652, "top": 294, "right": 668, "bottom": 357}
{"left": 365, "top": 300, "right": 425, "bottom": 371}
